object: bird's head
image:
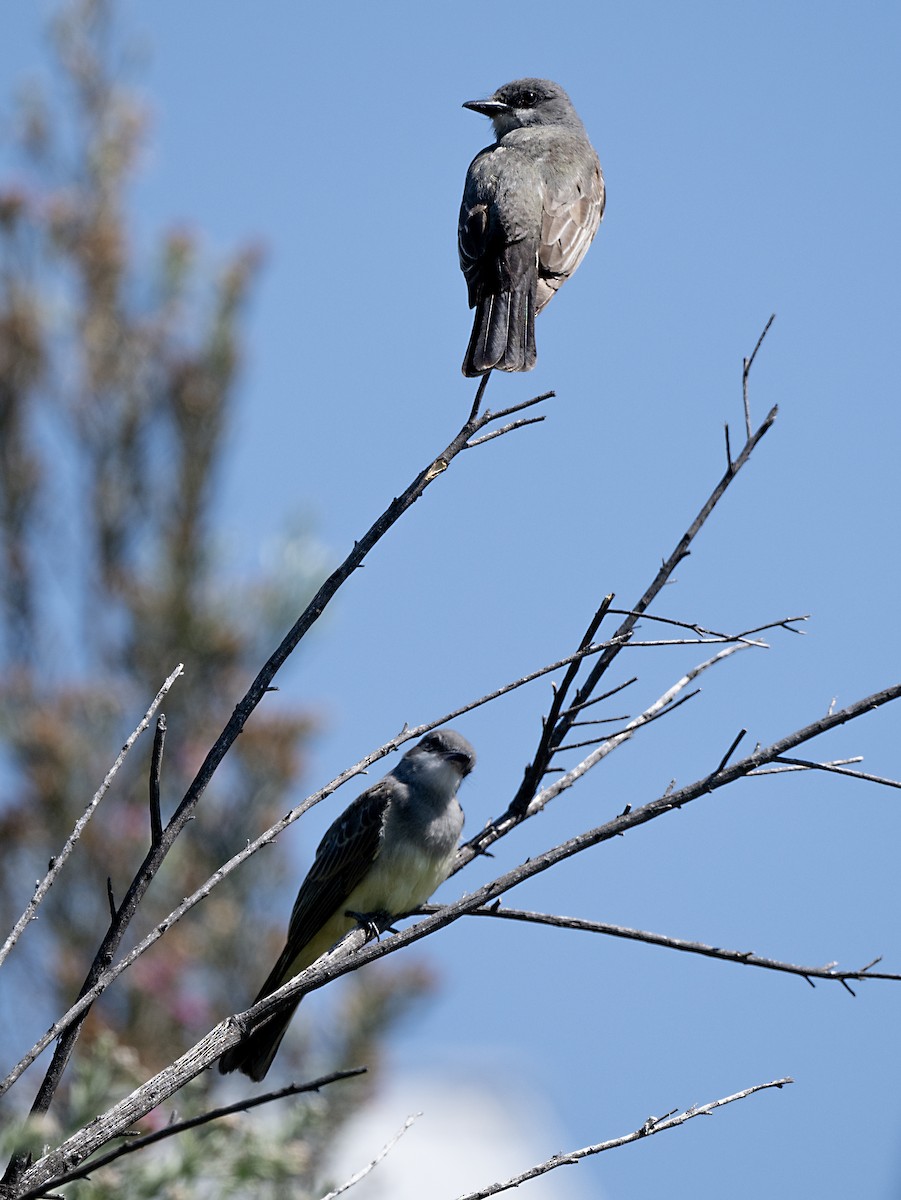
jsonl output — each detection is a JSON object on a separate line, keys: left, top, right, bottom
{"left": 399, "top": 728, "right": 476, "bottom": 790}
{"left": 463, "top": 78, "right": 575, "bottom": 138}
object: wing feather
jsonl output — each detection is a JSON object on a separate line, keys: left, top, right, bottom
{"left": 537, "top": 156, "right": 605, "bottom": 311}
{"left": 254, "top": 779, "right": 393, "bottom": 1000}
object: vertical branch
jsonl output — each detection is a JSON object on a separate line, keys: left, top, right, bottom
{"left": 742, "top": 313, "right": 775, "bottom": 441}
{"left": 547, "top": 402, "right": 777, "bottom": 759}
{"left": 148, "top": 714, "right": 166, "bottom": 845}
{"left": 508, "top": 595, "right": 613, "bottom": 817}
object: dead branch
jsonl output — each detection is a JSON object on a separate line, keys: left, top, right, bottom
{"left": 750, "top": 756, "right": 901, "bottom": 790}
{"left": 435, "top": 904, "right": 901, "bottom": 988}
{"left": 743, "top": 314, "right": 776, "bottom": 440}
{"left": 14, "top": 680, "right": 898, "bottom": 1193}
{"left": 505, "top": 381, "right": 779, "bottom": 822}
{"left": 17, "top": 1070, "right": 366, "bottom": 1200}
{"left": 0, "top": 663, "right": 184, "bottom": 971}
{"left": 457, "top": 643, "right": 749, "bottom": 868}
{"left": 453, "top": 1077, "right": 792, "bottom": 1200}
{"left": 319, "top": 1114, "right": 420, "bottom": 1200}
{"left": 0, "top": 376, "right": 556, "bottom": 1158}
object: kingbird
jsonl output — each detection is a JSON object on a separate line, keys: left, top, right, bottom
{"left": 219, "top": 728, "right": 476, "bottom": 1080}
{"left": 459, "top": 78, "right": 604, "bottom": 376}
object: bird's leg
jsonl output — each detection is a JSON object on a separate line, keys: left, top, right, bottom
{"left": 345, "top": 909, "right": 397, "bottom": 940}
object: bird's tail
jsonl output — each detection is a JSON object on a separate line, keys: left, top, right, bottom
{"left": 219, "top": 940, "right": 304, "bottom": 1081}
{"left": 462, "top": 280, "right": 537, "bottom": 377}
{"left": 218, "top": 995, "right": 301, "bottom": 1081}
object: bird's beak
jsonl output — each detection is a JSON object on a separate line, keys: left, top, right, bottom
{"left": 462, "top": 99, "right": 510, "bottom": 118}
{"left": 445, "top": 749, "right": 475, "bottom": 775}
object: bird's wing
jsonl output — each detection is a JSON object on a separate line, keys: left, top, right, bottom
{"left": 285, "top": 779, "right": 393, "bottom": 947}
{"left": 458, "top": 151, "right": 500, "bottom": 306}
{"left": 248, "top": 780, "right": 393, "bottom": 1005}
{"left": 458, "top": 146, "right": 538, "bottom": 307}
{"left": 285, "top": 782, "right": 391, "bottom": 940}
{"left": 537, "top": 155, "right": 605, "bottom": 309}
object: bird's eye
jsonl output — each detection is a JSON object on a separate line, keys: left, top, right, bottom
{"left": 518, "top": 89, "right": 538, "bottom": 108}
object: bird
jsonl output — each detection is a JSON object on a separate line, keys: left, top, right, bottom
{"left": 459, "top": 78, "right": 604, "bottom": 377}
{"left": 218, "top": 728, "right": 476, "bottom": 1080}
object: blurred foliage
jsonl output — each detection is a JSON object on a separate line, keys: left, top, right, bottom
{"left": 0, "top": 0, "right": 310, "bottom": 1063}
{"left": 0, "top": 1, "right": 430, "bottom": 1190}
{"left": 1, "top": 958, "right": 433, "bottom": 1198}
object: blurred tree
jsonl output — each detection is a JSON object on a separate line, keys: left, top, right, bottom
{"left": 0, "top": 8, "right": 427, "bottom": 1183}
{"left": 0, "top": 0, "right": 314, "bottom": 1062}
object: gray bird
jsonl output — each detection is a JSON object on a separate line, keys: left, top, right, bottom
{"left": 219, "top": 728, "right": 475, "bottom": 1081}
{"left": 459, "top": 78, "right": 604, "bottom": 377}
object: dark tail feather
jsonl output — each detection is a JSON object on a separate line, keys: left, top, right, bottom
{"left": 219, "top": 995, "right": 301, "bottom": 1081}
{"left": 462, "top": 285, "right": 536, "bottom": 376}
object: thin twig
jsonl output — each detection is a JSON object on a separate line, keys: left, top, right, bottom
{"left": 711, "top": 729, "right": 747, "bottom": 776}
{"left": 476, "top": 390, "right": 554, "bottom": 425}
{"left": 458, "top": 644, "right": 748, "bottom": 868}
{"left": 750, "top": 756, "right": 901, "bottom": 789}
{"left": 509, "top": 596, "right": 613, "bottom": 817}
{"left": 0, "top": 664, "right": 183, "bottom": 971}
{"left": 454, "top": 1078, "right": 792, "bottom": 1200}
{"left": 561, "top": 677, "right": 637, "bottom": 718}
{"left": 18, "top": 1071, "right": 366, "bottom": 1200}
{"left": 467, "top": 371, "right": 492, "bottom": 422}
{"left": 547, "top": 403, "right": 778, "bottom": 763}
{"left": 605, "top": 608, "right": 808, "bottom": 643}
{"left": 319, "top": 1114, "right": 419, "bottom": 1200}
{"left": 555, "top": 689, "right": 700, "bottom": 752}
{"left": 569, "top": 714, "right": 631, "bottom": 727}
{"left": 465, "top": 415, "right": 545, "bottom": 446}
{"left": 743, "top": 313, "right": 776, "bottom": 440}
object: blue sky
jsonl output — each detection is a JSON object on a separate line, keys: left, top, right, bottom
{"left": 2, "top": 2, "right": 901, "bottom": 1196}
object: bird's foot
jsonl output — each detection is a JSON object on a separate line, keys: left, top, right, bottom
{"left": 345, "top": 909, "right": 395, "bottom": 940}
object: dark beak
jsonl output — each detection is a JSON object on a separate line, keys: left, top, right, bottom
{"left": 462, "top": 99, "right": 510, "bottom": 118}
{"left": 445, "top": 749, "right": 475, "bottom": 775}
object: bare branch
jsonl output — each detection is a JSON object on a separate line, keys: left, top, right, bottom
{"left": 0, "top": 635, "right": 631, "bottom": 1097}
{"left": 710, "top": 728, "right": 747, "bottom": 775}
{"left": 0, "top": 387, "right": 558, "bottom": 1159}
{"left": 458, "top": 644, "right": 748, "bottom": 868}
{"left": 19, "top": 677, "right": 893, "bottom": 1192}
{"left": 148, "top": 714, "right": 166, "bottom": 846}
{"left": 465, "top": 415, "right": 545, "bottom": 446}
{"left": 476, "top": 390, "right": 554, "bottom": 425}
{"left": 509, "top": 596, "right": 613, "bottom": 817}
{"left": 318, "top": 1114, "right": 420, "bottom": 1200}
{"left": 454, "top": 1078, "right": 792, "bottom": 1199}
{"left": 439, "top": 904, "right": 901, "bottom": 986}
{"left": 18, "top": 1070, "right": 366, "bottom": 1200}
{"left": 555, "top": 689, "right": 700, "bottom": 752}
{"left": 548, "top": 403, "right": 778, "bottom": 761}
{"left": 750, "top": 756, "right": 901, "bottom": 790}
{"left": 467, "top": 371, "right": 491, "bottom": 422}
{"left": 605, "top": 607, "right": 808, "bottom": 644}
{"left": 743, "top": 313, "right": 776, "bottom": 439}
{"left": 561, "top": 676, "right": 637, "bottom": 718}
{"left": 0, "top": 664, "right": 184, "bottom": 971}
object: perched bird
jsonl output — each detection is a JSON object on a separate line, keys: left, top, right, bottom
{"left": 459, "top": 78, "right": 604, "bottom": 376}
{"left": 219, "top": 728, "right": 476, "bottom": 1081}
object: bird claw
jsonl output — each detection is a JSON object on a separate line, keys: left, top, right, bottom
{"left": 345, "top": 909, "right": 390, "bottom": 940}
